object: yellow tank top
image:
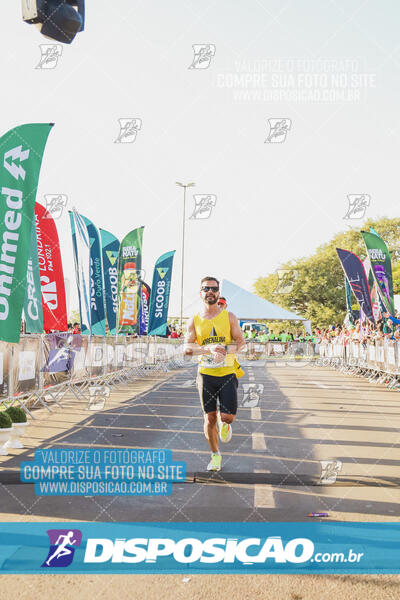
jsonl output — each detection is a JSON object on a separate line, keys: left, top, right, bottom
{"left": 194, "top": 309, "right": 236, "bottom": 376}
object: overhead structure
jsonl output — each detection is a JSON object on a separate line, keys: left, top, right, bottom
{"left": 220, "top": 279, "right": 307, "bottom": 322}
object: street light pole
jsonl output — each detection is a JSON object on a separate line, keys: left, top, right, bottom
{"left": 176, "top": 181, "right": 195, "bottom": 330}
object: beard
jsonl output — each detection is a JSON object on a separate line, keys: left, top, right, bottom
{"left": 205, "top": 295, "right": 218, "bottom": 305}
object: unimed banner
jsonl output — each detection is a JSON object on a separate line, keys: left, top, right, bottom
{"left": 336, "top": 248, "right": 375, "bottom": 324}
{"left": 82, "top": 215, "right": 106, "bottom": 335}
{"left": 0, "top": 123, "right": 53, "bottom": 343}
{"left": 35, "top": 203, "right": 67, "bottom": 332}
{"left": 148, "top": 251, "right": 175, "bottom": 336}
{"left": 117, "top": 227, "right": 144, "bottom": 335}
{"left": 100, "top": 228, "right": 119, "bottom": 334}
{"left": 362, "top": 229, "right": 394, "bottom": 314}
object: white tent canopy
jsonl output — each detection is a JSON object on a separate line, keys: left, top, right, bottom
{"left": 220, "top": 279, "right": 306, "bottom": 321}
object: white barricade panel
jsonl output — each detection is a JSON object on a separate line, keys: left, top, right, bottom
{"left": 13, "top": 336, "right": 41, "bottom": 397}
{"left": 387, "top": 345, "right": 396, "bottom": 367}
{"left": 115, "top": 343, "right": 126, "bottom": 368}
{"left": 0, "top": 342, "right": 9, "bottom": 399}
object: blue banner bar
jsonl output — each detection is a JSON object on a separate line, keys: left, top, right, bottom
{"left": 0, "top": 522, "right": 400, "bottom": 574}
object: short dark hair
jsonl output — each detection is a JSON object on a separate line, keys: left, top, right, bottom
{"left": 201, "top": 276, "right": 219, "bottom": 286}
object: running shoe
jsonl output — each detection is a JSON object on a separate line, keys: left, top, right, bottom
{"left": 207, "top": 453, "right": 222, "bottom": 471}
{"left": 219, "top": 422, "right": 232, "bottom": 443}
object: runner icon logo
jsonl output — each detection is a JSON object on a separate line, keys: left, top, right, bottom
{"left": 190, "top": 195, "right": 217, "bottom": 220}
{"left": 265, "top": 118, "right": 291, "bottom": 143}
{"left": 344, "top": 194, "right": 370, "bottom": 220}
{"left": 115, "top": 119, "right": 142, "bottom": 143}
{"left": 42, "top": 529, "right": 82, "bottom": 568}
{"left": 188, "top": 44, "right": 216, "bottom": 69}
{"left": 36, "top": 44, "right": 63, "bottom": 69}
{"left": 319, "top": 460, "right": 342, "bottom": 485}
{"left": 241, "top": 384, "right": 264, "bottom": 407}
{"left": 43, "top": 194, "right": 68, "bottom": 219}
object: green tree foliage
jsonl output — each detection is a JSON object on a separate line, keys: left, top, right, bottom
{"left": 254, "top": 218, "right": 400, "bottom": 327}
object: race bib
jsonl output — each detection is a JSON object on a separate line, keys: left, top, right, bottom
{"left": 200, "top": 354, "right": 228, "bottom": 369}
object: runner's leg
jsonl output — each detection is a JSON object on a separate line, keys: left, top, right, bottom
{"left": 197, "top": 373, "right": 219, "bottom": 452}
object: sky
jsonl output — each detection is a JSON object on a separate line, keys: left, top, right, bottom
{"left": 2, "top": 0, "right": 400, "bottom": 320}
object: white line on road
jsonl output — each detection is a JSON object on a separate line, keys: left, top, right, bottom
{"left": 309, "top": 380, "right": 329, "bottom": 389}
{"left": 249, "top": 376, "right": 255, "bottom": 381}
{"left": 254, "top": 469, "right": 275, "bottom": 508}
{"left": 251, "top": 407, "right": 261, "bottom": 420}
{"left": 252, "top": 432, "right": 266, "bottom": 450}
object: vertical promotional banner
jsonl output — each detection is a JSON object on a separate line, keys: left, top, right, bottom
{"left": 69, "top": 209, "right": 91, "bottom": 335}
{"left": 336, "top": 248, "right": 375, "bottom": 323}
{"left": 82, "top": 215, "right": 106, "bottom": 336}
{"left": 117, "top": 227, "right": 144, "bottom": 335}
{"left": 148, "top": 251, "right": 175, "bottom": 336}
{"left": 139, "top": 281, "right": 151, "bottom": 335}
{"left": 35, "top": 203, "right": 68, "bottom": 332}
{"left": 361, "top": 230, "right": 394, "bottom": 314}
{"left": 100, "top": 228, "right": 119, "bottom": 335}
{"left": 363, "top": 255, "right": 381, "bottom": 322}
{"left": 0, "top": 123, "right": 53, "bottom": 343}
{"left": 344, "top": 277, "right": 353, "bottom": 325}
{"left": 24, "top": 219, "right": 44, "bottom": 333}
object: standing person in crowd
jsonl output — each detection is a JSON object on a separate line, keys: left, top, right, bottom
{"left": 218, "top": 297, "right": 228, "bottom": 309}
{"left": 72, "top": 323, "right": 81, "bottom": 334}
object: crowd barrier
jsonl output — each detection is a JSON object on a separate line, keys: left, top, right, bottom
{"left": 237, "top": 341, "right": 318, "bottom": 361}
{"left": 0, "top": 334, "right": 186, "bottom": 418}
{"left": 318, "top": 340, "right": 400, "bottom": 389}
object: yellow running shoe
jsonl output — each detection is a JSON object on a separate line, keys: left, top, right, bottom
{"left": 207, "top": 453, "right": 222, "bottom": 471}
{"left": 219, "top": 422, "right": 232, "bottom": 443}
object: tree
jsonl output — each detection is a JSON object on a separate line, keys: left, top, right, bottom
{"left": 254, "top": 218, "right": 400, "bottom": 327}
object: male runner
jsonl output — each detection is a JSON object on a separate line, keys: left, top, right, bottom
{"left": 184, "top": 277, "right": 246, "bottom": 471}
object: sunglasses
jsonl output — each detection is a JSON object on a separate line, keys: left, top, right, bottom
{"left": 201, "top": 286, "right": 219, "bottom": 292}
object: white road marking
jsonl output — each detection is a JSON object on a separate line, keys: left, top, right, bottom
{"left": 249, "top": 376, "right": 255, "bottom": 381}
{"left": 251, "top": 407, "right": 261, "bottom": 420}
{"left": 254, "top": 469, "right": 275, "bottom": 508}
{"left": 252, "top": 432, "right": 266, "bottom": 450}
{"left": 309, "top": 380, "right": 329, "bottom": 389}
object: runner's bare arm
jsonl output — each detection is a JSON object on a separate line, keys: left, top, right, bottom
{"left": 183, "top": 317, "right": 212, "bottom": 356}
{"left": 228, "top": 312, "right": 246, "bottom": 353}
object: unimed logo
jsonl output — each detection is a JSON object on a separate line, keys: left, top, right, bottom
{"left": 84, "top": 536, "right": 314, "bottom": 564}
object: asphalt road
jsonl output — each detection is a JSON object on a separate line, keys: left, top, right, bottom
{"left": 1, "top": 359, "right": 400, "bottom": 522}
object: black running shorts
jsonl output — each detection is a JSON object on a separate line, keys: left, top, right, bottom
{"left": 196, "top": 372, "right": 238, "bottom": 415}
